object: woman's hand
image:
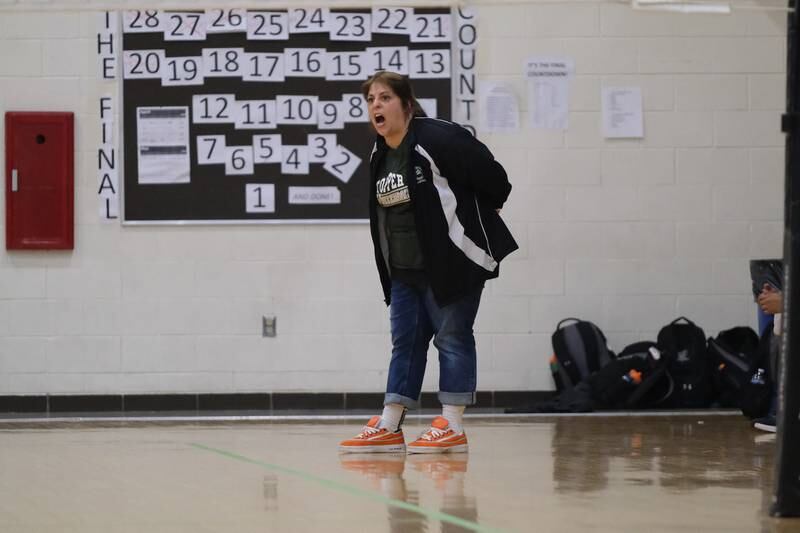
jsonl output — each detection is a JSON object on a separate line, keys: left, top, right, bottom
{"left": 758, "top": 283, "right": 783, "bottom": 315}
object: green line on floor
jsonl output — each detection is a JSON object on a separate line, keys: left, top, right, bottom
{"left": 189, "top": 442, "right": 509, "bottom": 533}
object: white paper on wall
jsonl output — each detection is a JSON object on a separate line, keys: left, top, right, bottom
{"left": 365, "top": 46, "right": 409, "bottom": 76}
{"left": 288, "top": 186, "right": 341, "bottom": 204}
{"left": 308, "top": 134, "right": 338, "bottom": 163}
{"left": 602, "top": 87, "right": 644, "bottom": 139}
{"left": 281, "top": 145, "right": 310, "bottom": 174}
{"left": 409, "top": 49, "right": 451, "bottom": 79}
{"left": 98, "top": 165, "right": 119, "bottom": 198}
{"left": 192, "top": 94, "right": 236, "bottom": 124}
{"left": 235, "top": 100, "right": 276, "bottom": 130}
{"left": 452, "top": 7, "right": 478, "bottom": 132}
{"left": 371, "top": 7, "right": 412, "bottom": 35}
{"left": 136, "top": 106, "right": 191, "bottom": 184}
{"left": 243, "top": 53, "right": 285, "bottom": 82}
{"left": 247, "top": 12, "right": 289, "bottom": 40}
{"left": 225, "top": 145, "right": 255, "bottom": 175}
{"left": 323, "top": 145, "right": 361, "bottom": 183}
{"left": 410, "top": 14, "right": 452, "bottom": 43}
{"left": 284, "top": 48, "right": 326, "bottom": 77}
{"left": 100, "top": 195, "right": 120, "bottom": 220}
{"left": 162, "top": 56, "right": 204, "bottom": 86}
{"left": 341, "top": 94, "right": 368, "bottom": 123}
{"left": 478, "top": 82, "right": 519, "bottom": 133}
{"left": 525, "top": 56, "right": 574, "bottom": 130}
{"left": 317, "top": 101, "right": 346, "bottom": 130}
{"left": 98, "top": 92, "right": 118, "bottom": 220}
{"left": 100, "top": 96, "right": 115, "bottom": 124}
{"left": 289, "top": 8, "right": 330, "bottom": 34}
{"left": 276, "top": 95, "right": 319, "bottom": 125}
{"left": 202, "top": 48, "right": 245, "bottom": 78}
{"left": 97, "top": 11, "right": 118, "bottom": 79}
{"left": 246, "top": 183, "right": 275, "bottom": 213}
{"left": 196, "top": 135, "right": 227, "bottom": 164}
{"left": 123, "top": 10, "right": 164, "bottom": 33}
{"left": 123, "top": 50, "right": 165, "bottom": 80}
{"left": 253, "top": 134, "right": 282, "bottom": 164}
{"left": 329, "top": 13, "right": 372, "bottom": 42}
{"left": 418, "top": 98, "right": 438, "bottom": 119}
{"left": 325, "top": 51, "right": 367, "bottom": 81}
{"left": 163, "top": 12, "right": 207, "bottom": 41}
{"left": 206, "top": 9, "right": 247, "bottom": 33}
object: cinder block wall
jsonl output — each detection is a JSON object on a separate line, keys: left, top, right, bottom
{"left": 0, "top": 1, "right": 786, "bottom": 395}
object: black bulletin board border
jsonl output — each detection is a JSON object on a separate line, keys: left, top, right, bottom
{"left": 121, "top": 7, "right": 453, "bottom": 225}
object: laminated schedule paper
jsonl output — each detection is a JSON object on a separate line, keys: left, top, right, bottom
{"left": 136, "top": 106, "right": 191, "bottom": 184}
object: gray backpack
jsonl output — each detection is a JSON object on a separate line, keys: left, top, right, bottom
{"left": 550, "top": 318, "right": 614, "bottom": 392}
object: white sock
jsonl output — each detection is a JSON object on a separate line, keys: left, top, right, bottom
{"left": 441, "top": 404, "right": 465, "bottom": 433}
{"left": 379, "top": 403, "right": 406, "bottom": 432}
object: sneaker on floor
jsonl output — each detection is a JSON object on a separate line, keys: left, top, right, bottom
{"left": 754, "top": 416, "right": 777, "bottom": 433}
{"left": 339, "top": 416, "right": 406, "bottom": 453}
{"left": 407, "top": 416, "right": 468, "bottom": 454}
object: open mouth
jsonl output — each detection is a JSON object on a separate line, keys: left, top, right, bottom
{"left": 374, "top": 114, "right": 385, "bottom": 126}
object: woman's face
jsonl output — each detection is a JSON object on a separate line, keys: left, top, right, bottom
{"left": 366, "top": 81, "right": 410, "bottom": 147}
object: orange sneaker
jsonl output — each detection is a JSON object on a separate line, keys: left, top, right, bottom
{"left": 407, "top": 416, "right": 468, "bottom": 454}
{"left": 339, "top": 416, "right": 406, "bottom": 453}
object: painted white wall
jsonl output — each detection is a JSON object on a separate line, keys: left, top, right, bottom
{"left": 0, "top": 1, "right": 786, "bottom": 395}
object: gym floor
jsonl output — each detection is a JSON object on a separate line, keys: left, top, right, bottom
{"left": 0, "top": 412, "right": 792, "bottom": 532}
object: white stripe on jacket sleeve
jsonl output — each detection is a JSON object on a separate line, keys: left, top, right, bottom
{"left": 415, "top": 145, "right": 498, "bottom": 272}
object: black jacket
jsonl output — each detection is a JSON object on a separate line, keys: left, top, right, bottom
{"left": 369, "top": 117, "right": 518, "bottom": 306}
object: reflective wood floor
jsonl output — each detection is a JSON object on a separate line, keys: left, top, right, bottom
{"left": 0, "top": 414, "right": 795, "bottom": 532}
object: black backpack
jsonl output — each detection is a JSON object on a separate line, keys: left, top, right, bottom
{"left": 590, "top": 341, "right": 674, "bottom": 410}
{"left": 656, "top": 317, "right": 712, "bottom": 408}
{"left": 707, "top": 326, "right": 760, "bottom": 408}
{"left": 550, "top": 318, "right": 614, "bottom": 392}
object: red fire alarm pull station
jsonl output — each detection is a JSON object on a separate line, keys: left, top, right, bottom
{"left": 5, "top": 112, "right": 74, "bottom": 250}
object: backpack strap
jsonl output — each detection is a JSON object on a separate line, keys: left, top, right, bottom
{"left": 625, "top": 361, "right": 675, "bottom": 408}
{"left": 552, "top": 329, "right": 583, "bottom": 387}
{"left": 557, "top": 318, "right": 581, "bottom": 329}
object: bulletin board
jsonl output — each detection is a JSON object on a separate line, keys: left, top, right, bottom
{"left": 120, "top": 7, "right": 453, "bottom": 224}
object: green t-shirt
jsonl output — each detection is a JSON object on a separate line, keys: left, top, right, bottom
{"left": 375, "top": 136, "right": 424, "bottom": 275}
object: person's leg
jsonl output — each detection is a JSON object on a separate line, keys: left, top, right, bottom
{"left": 340, "top": 281, "right": 433, "bottom": 453}
{"left": 757, "top": 308, "right": 773, "bottom": 337}
{"left": 380, "top": 404, "right": 407, "bottom": 432}
{"left": 754, "top": 327, "right": 780, "bottom": 433}
{"left": 428, "top": 285, "right": 483, "bottom": 409}
{"left": 407, "top": 286, "right": 482, "bottom": 454}
{"left": 441, "top": 404, "right": 466, "bottom": 433}
{"left": 384, "top": 280, "right": 435, "bottom": 410}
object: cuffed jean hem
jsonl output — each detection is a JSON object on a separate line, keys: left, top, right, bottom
{"left": 384, "top": 393, "right": 419, "bottom": 409}
{"left": 438, "top": 391, "right": 476, "bottom": 406}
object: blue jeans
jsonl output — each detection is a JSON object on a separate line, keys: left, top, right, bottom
{"left": 384, "top": 280, "right": 483, "bottom": 409}
{"left": 757, "top": 307, "right": 774, "bottom": 336}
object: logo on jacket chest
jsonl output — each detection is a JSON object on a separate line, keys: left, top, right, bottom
{"left": 415, "top": 166, "right": 426, "bottom": 184}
